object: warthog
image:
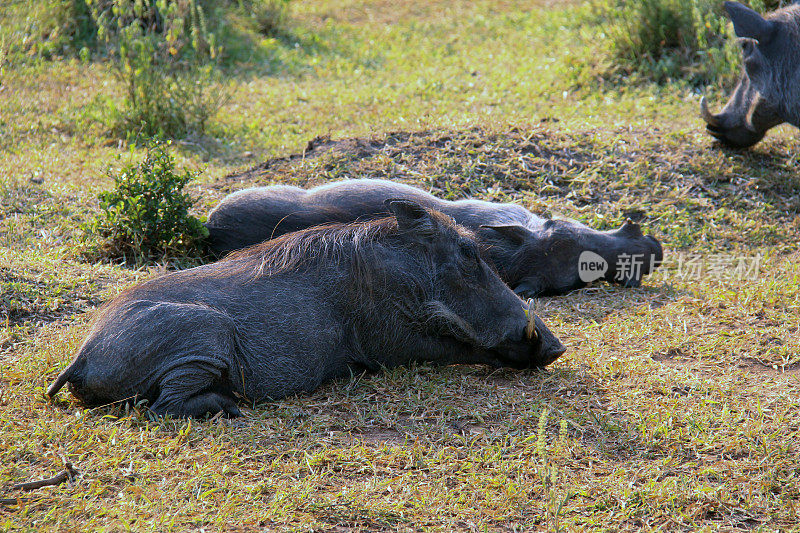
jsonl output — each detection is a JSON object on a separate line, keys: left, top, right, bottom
{"left": 701, "top": 1, "right": 800, "bottom": 147}
{"left": 206, "top": 179, "right": 663, "bottom": 297}
{"left": 47, "top": 201, "right": 566, "bottom": 418}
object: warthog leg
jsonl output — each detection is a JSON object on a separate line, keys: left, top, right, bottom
{"left": 151, "top": 389, "right": 242, "bottom": 418}
{"left": 62, "top": 300, "right": 246, "bottom": 418}
{"left": 146, "top": 354, "right": 242, "bottom": 418}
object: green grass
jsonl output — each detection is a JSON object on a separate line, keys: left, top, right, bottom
{"left": 2, "top": 0, "right": 800, "bottom": 530}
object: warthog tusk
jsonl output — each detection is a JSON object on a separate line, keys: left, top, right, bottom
{"left": 700, "top": 96, "right": 720, "bottom": 128}
{"left": 744, "top": 92, "right": 765, "bottom": 133}
{"left": 525, "top": 298, "right": 538, "bottom": 340}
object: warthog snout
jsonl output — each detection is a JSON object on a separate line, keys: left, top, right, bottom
{"left": 700, "top": 2, "right": 800, "bottom": 148}
{"left": 498, "top": 298, "right": 567, "bottom": 369}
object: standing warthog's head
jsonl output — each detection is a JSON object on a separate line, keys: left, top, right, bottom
{"left": 701, "top": 1, "right": 800, "bottom": 148}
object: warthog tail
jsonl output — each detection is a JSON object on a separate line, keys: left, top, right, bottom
{"left": 46, "top": 355, "right": 84, "bottom": 399}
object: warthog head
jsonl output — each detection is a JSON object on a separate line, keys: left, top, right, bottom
{"left": 479, "top": 218, "right": 663, "bottom": 297}
{"left": 386, "top": 200, "right": 566, "bottom": 367}
{"left": 701, "top": 1, "right": 800, "bottom": 148}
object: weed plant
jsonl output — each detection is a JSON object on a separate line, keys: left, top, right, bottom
{"left": 84, "top": 142, "right": 208, "bottom": 262}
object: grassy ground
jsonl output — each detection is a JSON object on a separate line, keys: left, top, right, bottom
{"left": 2, "top": 0, "right": 800, "bottom": 531}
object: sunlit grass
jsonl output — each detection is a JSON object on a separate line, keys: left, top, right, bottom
{"left": 1, "top": 0, "right": 799, "bottom": 530}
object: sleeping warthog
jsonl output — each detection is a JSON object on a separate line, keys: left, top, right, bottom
{"left": 47, "top": 201, "right": 566, "bottom": 418}
{"left": 206, "top": 179, "right": 663, "bottom": 297}
{"left": 701, "top": 1, "right": 800, "bottom": 147}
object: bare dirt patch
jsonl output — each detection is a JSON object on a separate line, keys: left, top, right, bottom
{"left": 738, "top": 358, "right": 800, "bottom": 377}
{"left": 352, "top": 427, "right": 406, "bottom": 445}
{"left": 217, "top": 127, "right": 599, "bottom": 199}
{"left": 213, "top": 125, "right": 800, "bottom": 247}
{"left": 299, "top": 0, "right": 568, "bottom": 26}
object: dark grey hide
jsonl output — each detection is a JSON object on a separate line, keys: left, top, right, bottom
{"left": 205, "top": 179, "right": 663, "bottom": 297}
{"left": 701, "top": 1, "right": 800, "bottom": 147}
{"left": 47, "top": 201, "right": 566, "bottom": 418}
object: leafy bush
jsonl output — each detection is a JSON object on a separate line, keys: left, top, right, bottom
{"left": 86, "top": 142, "right": 208, "bottom": 262}
{"left": 0, "top": 37, "right": 7, "bottom": 83}
{"left": 90, "top": 0, "right": 228, "bottom": 138}
{"left": 237, "top": 0, "right": 292, "bottom": 36}
{"left": 12, "top": 0, "right": 293, "bottom": 58}
{"left": 7, "top": 0, "right": 294, "bottom": 138}
{"left": 3, "top": 0, "right": 98, "bottom": 58}
{"left": 595, "top": 0, "right": 786, "bottom": 85}
{"left": 106, "top": 38, "right": 226, "bottom": 139}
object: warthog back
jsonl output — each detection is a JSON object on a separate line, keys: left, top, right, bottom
{"left": 206, "top": 179, "right": 663, "bottom": 296}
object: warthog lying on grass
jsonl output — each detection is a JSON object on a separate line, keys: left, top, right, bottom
{"left": 206, "top": 179, "right": 663, "bottom": 297}
{"left": 47, "top": 201, "right": 566, "bottom": 418}
{"left": 701, "top": 1, "right": 800, "bottom": 147}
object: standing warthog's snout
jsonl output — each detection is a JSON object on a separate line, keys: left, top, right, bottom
{"left": 701, "top": 96, "right": 769, "bottom": 148}
{"left": 700, "top": 96, "right": 720, "bottom": 128}
{"left": 698, "top": 1, "right": 800, "bottom": 148}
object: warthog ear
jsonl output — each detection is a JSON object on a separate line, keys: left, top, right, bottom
{"left": 724, "top": 1, "right": 775, "bottom": 42}
{"left": 618, "top": 218, "right": 644, "bottom": 238}
{"left": 479, "top": 224, "right": 533, "bottom": 245}
{"left": 385, "top": 199, "right": 438, "bottom": 236}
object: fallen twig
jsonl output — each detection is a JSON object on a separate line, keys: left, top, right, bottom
{"left": 0, "top": 497, "right": 32, "bottom": 506}
{"left": 9, "top": 463, "right": 78, "bottom": 491}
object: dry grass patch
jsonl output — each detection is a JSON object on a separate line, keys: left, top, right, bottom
{"left": 295, "top": 0, "right": 564, "bottom": 26}
{"left": 217, "top": 124, "right": 800, "bottom": 251}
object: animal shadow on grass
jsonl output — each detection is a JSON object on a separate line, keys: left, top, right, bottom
{"left": 710, "top": 141, "right": 800, "bottom": 192}
{"left": 45, "top": 354, "right": 651, "bottom": 469}
{"left": 548, "top": 283, "right": 676, "bottom": 314}
{"left": 230, "top": 285, "right": 674, "bottom": 452}
{"left": 229, "top": 361, "right": 646, "bottom": 463}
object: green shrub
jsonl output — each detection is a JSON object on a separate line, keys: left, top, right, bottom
{"left": 3, "top": 0, "right": 98, "bottom": 58}
{"left": 7, "top": 0, "right": 295, "bottom": 138}
{"left": 12, "top": 0, "right": 293, "bottom": 58}
{"left": 237, "top": 0, "right": 292, "bottom": 36}
{"left": 595, "top": 0, "right": 787, "bottom": 85}
{"left": 106, "top": 35, "right": 227, "bottom": 139}
{"left": 86, "top": 142, "right": 208, "bottom": 262}
{"left": 0, "top": 37, "right": 7, "bottom": 83}
{"left": 90, "top": 0, "right": 228, "bottom": 139}
{"left": 9, "top": 0, "right": 240, "bottom": 138}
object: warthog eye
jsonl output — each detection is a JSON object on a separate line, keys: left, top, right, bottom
{"left": 738, "top": 38, "right": 756, "bottom": 55}
{"left": 460, "top": 242, "right": 479, "bottom": 263}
